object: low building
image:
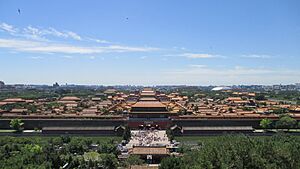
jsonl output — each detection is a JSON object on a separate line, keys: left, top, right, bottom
{"left": 130, "top": 146, "right": 169, "bottom": 164}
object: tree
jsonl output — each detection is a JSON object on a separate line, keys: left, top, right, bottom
{"left": 123, "top": 125, "right": 131, "bottom": 141}
{"left": 166, "top": 128, "right": 174, "bottom": 141}
{"left": 24, "top": 144, "right": 43, "bottom": 154}
{"left": 83, "top": 151, "right": 100, "bottom": 162}
{"left": 255, "top": 94, "right": 266, "bottom": 101}
{"left": 242, "top": 107, "right": 254, "bottom": 111}
{"left": 178, "top": 109, "right": 187, "bottom": 115}
{"left": 260, "top": 118, "right": 272, "bottom": 131}
{"left": 27, "top": 105, "right": 37, "bottom": 113}
{"left": 193, "top": 105, "right": 199, "bottom": 112}
{"left": 273, "top": 108, "right": 289, "bottom": 114}
{"left": 99, "top": 153, "right": 118, "bottom": 169}
{"left": 124, "top": 155, "right": 144, "bottom": 167}
{"left": 100, "top": 143, "right": 117, "bottom": 154}
{"left": 61, "top": 135, "right": 71, "bottom": 143}
{"left": 160, "top": 156, "right": 183, "bottom": 169}
{"left": 10, "top": 119, "right": 24, "bottom": 132}
{"left": 276, "top": 115, "right": 297, "bottom": 131}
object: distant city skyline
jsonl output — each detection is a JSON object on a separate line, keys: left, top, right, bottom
{"left": 0, "top": 0, "right": 300, "bottom": 85}
{"left": 1, "top": 81, "right": 300, "bottom": 87}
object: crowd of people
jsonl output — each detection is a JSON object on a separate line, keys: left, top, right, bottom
{"left": 130, "top": 129, "right": 169, "bottom": 146}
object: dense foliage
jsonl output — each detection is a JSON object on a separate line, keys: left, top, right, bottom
{"left": 161, "top": 134, "right": 300, "bottom": 169}
{"left": 258, "top": 115, "right": 299, "bottom": 130}
{"left": 9, "top": 119, "right": 24, "bottom": 132}
{"left": 275, "top": 114, "right": 298, "bottom": 130}
{"left": 259, "top": 118, "right": 272, "bottom": 130}
{"left": 0, "top": 136, "right": 121, "bottom": 169}
{"left": 268, "top": 91, "right": 300, "bottom": 104}
{"left": 0, "top": 90, "right": 60, "bottom": 100}
{"left": 0, "top": 88, "right": 104, "bottom": 100}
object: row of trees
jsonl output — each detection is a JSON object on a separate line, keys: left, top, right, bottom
{"left": 260, "top": 114, "right": 300, "bottom": 131}
{"left": 160, "top": 134, "right": 300, "bottom": 169}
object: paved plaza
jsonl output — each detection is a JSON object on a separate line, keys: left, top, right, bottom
{"left": 126, "top": 130, "right": 170, "bottom": 149}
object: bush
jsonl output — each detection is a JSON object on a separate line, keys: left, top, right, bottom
{"left": 169, "top": 134, "right": 300, "bottom": 169}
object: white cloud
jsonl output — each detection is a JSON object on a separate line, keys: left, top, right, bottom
{"left": 163, "top": 65, "right": 300, "bottom": 85}
{"left": 165, "top": 53, "right": 222, "bottom": 59}
{"left": 65, "top": 31, "right": 81, "bottom": 40}
{"left": 172, "top": 46, "right": 187, "bottom": 50}
{"left": 0, "top": 38, "right": 157, "bottom": 54}
{"left": 189, "top": 64, "right": 207, "bottom": 68}
{"left": 23, "top": 26, "right": 48, "bottom": 41}
{"left": 182, "top": 53, "right": 218, "bottom": 59}
{"left": 62, "top": 55, "right": 73, "bottom": 59}
{"left": 88, "top": 38, "right": 110, "bottom": 44}
{"left": 29, "top": 56, "right": 43, "bottom": 60}
{"left": 24, "top": 26, "right": 39, "bottom": 35}
{"left": 1, "top": 23, "right": 84, "bottom": 41}
{"left": 241, "top": 54, "right": 271, "bottom": 59}
{"left": 46, "top": 28, "right": 63, "bottom": 37}
{"left": 0, "top": 23, "right": 18, "bottom": 33}
{"left": 23, "top": 26, "right": 82, "bottom": 41}
{"left": 106, "top": 45, "right": 158, "bottom": 52}
{"left": 0, "top": 22, "right": 160, "bottom": 55}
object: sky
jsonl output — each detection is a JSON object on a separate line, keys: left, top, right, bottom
{"left": 0, "top": 0, "right": 300, "bottom": 86}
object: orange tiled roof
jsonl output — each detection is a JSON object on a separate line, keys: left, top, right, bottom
{"left": 10, "top": 108, "right": 27, "bottom": 113}
{"left": 139, "top": 97, "right": 157, "bottom": 101}
{"left": 2, "top": 98, "right": 25, "bottom": 102}
{"left": 131, "top": 101, "right": 166, "bottom": 108}
{"left": 227, "top": 97, "right": 243, "bottom": 101}
{"left": 132, "top": 147, "right": 169, "bottom": 155}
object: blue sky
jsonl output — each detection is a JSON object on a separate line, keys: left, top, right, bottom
{"left": 0, "top": 0, "right": 299, "bottom": 85}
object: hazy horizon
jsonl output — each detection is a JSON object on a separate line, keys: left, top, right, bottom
{"left": 2, "top": 82, "right": 299, "bottom": 86}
